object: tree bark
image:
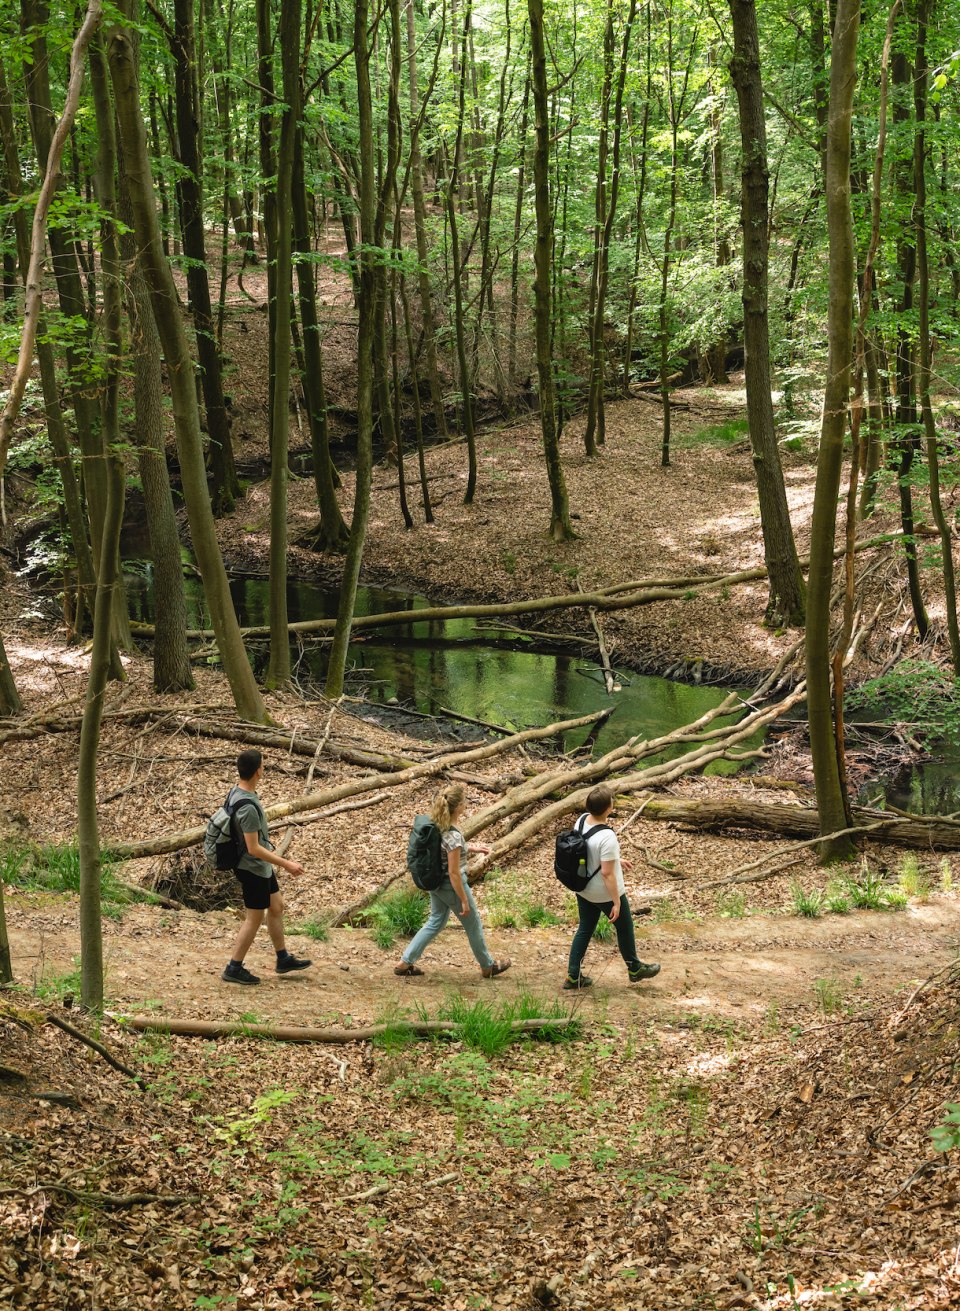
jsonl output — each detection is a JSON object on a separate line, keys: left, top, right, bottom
{"left": 727, "top": 0, "right": 806, "bottom": 626}
{"left": 804, "top": 0, "right": 860, "bottom": 863}
{"left": 324, "top": 0, "right": 376, "bottom": 698}
{"left": 527, "top": 0, "right": 573, "bottom": 540}
{"left": 108, "top": 18, "right": 268, "bottom": 724}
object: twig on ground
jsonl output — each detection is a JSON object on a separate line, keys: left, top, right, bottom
{"left": 46, "top": 1013, "right": 147, "bottom": 1090}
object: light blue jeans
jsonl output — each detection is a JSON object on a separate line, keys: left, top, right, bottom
{"left": 402, "top": 878, "right": 495, "bottom": 971}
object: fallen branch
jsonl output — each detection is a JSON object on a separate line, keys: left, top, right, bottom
{"left": 46, "top": 1013, "right": 147, "bottom": 1089}
{"left": 111, "top": 1014, "right": 577, "bottom": 1043}
{"left": 0, "top": 1183, "right": 196, "bottom": 1208}
{"left": 105, "top": 708, "right": 611, "bottom": 860}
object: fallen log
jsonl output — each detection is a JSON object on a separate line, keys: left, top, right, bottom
{"left": 172, "top": 716, "right": 412, "bottom": 772}
{"left": 617, "top": 795, "right": 960, "bottom": 853}
{"left": 112, "top": 1014, "right": 577, "bottom": 1043}
{"left": 105, "top": 708, "right": 611, "bottom": 860}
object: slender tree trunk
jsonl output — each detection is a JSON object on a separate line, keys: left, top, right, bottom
{"left": 0, "top": 879, "right": 11, "bottom": 982}
{"left": 108, "top": 17, "right": 268, "bottom": 723}
{"left": 804, "top": 0, "right": 860, "bottom": 863}
{"left": 293, "top": 120, "right": 348, "bottom": 550}
{"left": 508, "top": 59, "right": 530, "bottom": 396}
{"left": 407, "top": 0, "right": 447, "bottom": 436}
{"left": 727, "top": 0, "right": 806, "bottom": 625}
{"left": 171, "top": 0, "right": 239, "bottom": 515}
{"left": 0, "top": 629, "right": 20, "bottom": 716}
{"left": 527, "top": 0, "right": 573, "bottom": 541}
{"left": 265, "top": 0, "right": 300, "bottom": 688}
{"left": 913, "top": 0, "right": 959, "bottom": 671}
{"left": 325, "top": 0, "right": 376, "bottom": 698}
{"left": 892, "top": 33, "right": 928, "bottom": 639}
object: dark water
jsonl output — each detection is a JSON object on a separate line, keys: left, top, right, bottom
{"left": 123, "top": 563, "right": 960, "bottom": 811}
{"left": 123, "top": 564, "right": 754, "bottom": 769}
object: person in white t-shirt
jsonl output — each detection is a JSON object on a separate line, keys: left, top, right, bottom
{"left": 564, "top": 784, "right": 660, "bottom": 991}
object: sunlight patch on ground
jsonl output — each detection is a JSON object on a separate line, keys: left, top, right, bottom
{"left": 684, "top": 1050, "right": 734, "bottom": 1078}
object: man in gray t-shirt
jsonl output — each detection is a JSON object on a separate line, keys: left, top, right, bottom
{"left": 563, "top": 784, "right": 660, "bottom": 991}
{"left": 222, "top": 749, "right": 312, "bottom": 986}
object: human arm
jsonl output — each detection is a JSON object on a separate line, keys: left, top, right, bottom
{"left": 446, "top": 845, "right": 470, "bottom": 917}
{"left": 467, "top": 840, "right": 491, "bottom": 855}
{"left": 600, "top": 859, "right": 621, "bottom": 919}
{"left": 243, "top": 829, "right": 304, "bottom": 876}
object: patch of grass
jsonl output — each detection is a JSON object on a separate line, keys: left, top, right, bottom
{"left": 685, "top": 418, "right": 750, "bottom": 448}
{"left": 33, "top": 958, "right": 83, "bottom": 1002}
{"left": 432, "top": 992, "right": 577, "bottom": 1057}
{"left": 650, "top": 897, "right": 697, "bottom": 924}
{"left": 824, "top": 881, "right": 851, "bottom": 915}
{"left": 715, "top": 889, "right": 746, "bottom": 919}
{"left": 941, "top": 858, "right": 955, "bottom": 893}
{"left": 812, "top": 977, "right": 842, "bottom": 1016}
{"left": 898, "top": 853, "right": 932, "bottom": 902}
{"left": 844, "top": 861, "right": 904, "bottom": 911}
{"left": 367, "top": 887, "right": 428, "bottom": 950}
{"left": 0, "top": 841, "right": 136, "bottom": 917}
{"left": 522, "top": 903, "right": 564, "bottom": 928}
{"left": 790, "top": 882, "right": 824, "bottom": 918}
{"left": 289, "top": 917, "right": 330, "bottom": 942}
{"left": 593, "top": 916, "right": 614, "bottom": 942}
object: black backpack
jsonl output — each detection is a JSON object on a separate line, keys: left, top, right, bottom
{"left": 203, "top": 792, "right": 260, "bottom": 872}
{"left": 554, "top": 815, "right": 611, "bottom": 892}
{"left": 406, "top": 815, "right": 446, "bottom": 891}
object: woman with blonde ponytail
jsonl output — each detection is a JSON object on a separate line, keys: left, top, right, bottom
{"left": 395, "top": 785, "right": 510, "bottom": 978}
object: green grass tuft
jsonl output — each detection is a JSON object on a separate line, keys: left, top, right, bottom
{"left": 1, "top": 840, "right": 139, "bottom": 918}
{"left": 289, "top": 917, "right": 330, "bottom": 943}
{"left": 790, "top": 882, "right": 824, "bottom": 918}
{"left": 368, "top": 887, "right": 429, "bottom": 950}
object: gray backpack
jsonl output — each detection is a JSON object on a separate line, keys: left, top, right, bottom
{"left": 203, "top": 792, "right": 258, "bottom": 871}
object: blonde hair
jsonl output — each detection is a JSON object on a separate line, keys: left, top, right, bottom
{"left": 430, "top": 784, "right": 466, "bottom": 832}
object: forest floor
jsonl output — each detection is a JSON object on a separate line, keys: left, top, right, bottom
{"left": 5, "top": 262, "right": 960, "bottom": 1308}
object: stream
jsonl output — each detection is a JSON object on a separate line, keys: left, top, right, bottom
{"left": 122, "top": 561, "right": 960, "bottom": 814}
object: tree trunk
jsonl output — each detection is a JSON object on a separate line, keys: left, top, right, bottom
{"left": 804, "top": 0, "right": 860, "bottom": 864}
{"left": 264, "top": 0, "right": 300, "bottom": 688}
{"left": 527, "top": 0, "right": 573, "bottom": 541}
{"left": 406, "top": 0, "right": 447, "bottom": 436}
{"left": 108, "top": 17, "right": 267, "bottom": 724}
{"left": 0, "top": 628, "right": 20, "bottom": 716}
{"left": 324, "top": 0, "right": 376, "bottom": 698}
{"left": 727, "top": 0, "right": 806, "bottom": 626}
{"left": 171, "top": 0, "right": 239, "bottom": 515}
{"left": 913, "top": 0, "right": 959, "bottom": 671}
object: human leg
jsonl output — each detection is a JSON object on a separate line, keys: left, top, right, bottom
{"left": 454, "top": 883, "right": 497, "bottom": 973}
{"left": 610, "top": 895, "right": 660, "bottom": 982}
{"left": 401, "top": 886, "right": 453, "bottom": 966}
{"left": 265, "top": 888, "right": 286, "bottom": 953}
{"left": 567, "top": 897, "right": 603, "bottom": 982}
{"left": 229, "top": 908, "right": 265, "bottom": 963}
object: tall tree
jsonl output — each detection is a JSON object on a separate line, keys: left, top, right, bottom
{"left": 727, "top": 0, "right": 806, "bottom": 626}
{"left": 805, "top": 0, "right": 861, "bottom": 863}
{"left": 527, "top": 0, "right": 573, "bottom": 541}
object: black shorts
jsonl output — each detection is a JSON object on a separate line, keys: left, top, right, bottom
{"left": 235, "top": 869, "right": 279, "bottom": 910}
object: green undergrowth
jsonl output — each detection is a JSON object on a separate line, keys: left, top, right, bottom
{"left": 0, "top": 841, "right": 141, "bottom": 920}
{"left": 366, "top": 887, "right": 429, "bottom": 949}
{"left": 375, "top": 991, "right": 577, "bottom": 1057}
{"left": 790, "top": 861, "right": 913, "bottom": 919}
{"left": 683, "top": 417, "right": 750, "bottom": 448}
{"left": 846, "top": 659, "right": 960, "bottom": 744}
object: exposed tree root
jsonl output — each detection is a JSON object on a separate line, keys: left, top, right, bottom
{"left": 110, "top": 1014, "right": 577, "bottom": 1043}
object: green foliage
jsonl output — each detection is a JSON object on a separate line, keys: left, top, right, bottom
{"left": 931, "top": 1104, "right": 960, "bottom": 1153}
{"left": 941, "top": 859, "right": 955, "bottom": 894}
{"left": 843, "top": 862, "right": 904, "bottom": 912}
{"left": 435, "top": 992, "right": 576, "bottom": 1057}
{"left": 846, "top": 661, "right": 960, "bottom": 744}
{"left": 289, "top": 917, "right": 330, "bottom": 942}
{"left": 898, "top": 853, "right": 932, "bottom": 902}
{"left": 683, "top": 418, "right": 750, "bottom": 448}
{"left": 367, "top": 887, "right": 428, "bottom": 950}
{"left": 1, "top": 841, "right": 136, "bottom": 917}
{"left": 715, "top": 889, "right": 746, "bottom": 919}
{"left": 812, "top": 978, "right": 842, "bottom": 1016}
{"left": 790, "top": 882, "right": 824, "bottom": 918}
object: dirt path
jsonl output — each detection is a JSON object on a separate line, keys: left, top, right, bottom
{"left": 9, "top": 895, "right": 958, "bottom": 1027}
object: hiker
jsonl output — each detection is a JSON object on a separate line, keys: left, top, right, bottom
{"left": 222, "top": 749, "right": 312, "bottom": 985}
{"left": 394, "top": 784, "right": 510, "bottom": 979}
{"left": 563, "top": 784, "right": 660, "bottom": 991}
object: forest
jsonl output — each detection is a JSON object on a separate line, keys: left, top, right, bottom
{"left": 3, "top": 0, "right": 960, "bottom": 1305}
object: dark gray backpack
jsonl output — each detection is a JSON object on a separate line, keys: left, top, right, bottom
{"left": 406, "top": 816, "right": 446, "bottom": 891}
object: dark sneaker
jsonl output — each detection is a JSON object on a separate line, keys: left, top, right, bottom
{"left": 628, "top": 960, "right": 661, "bottom": 983}
{"left": 222, "top": 963, "right": 260, "bottom": 985}
{"left": 562, "top": 974, "right": 593, "bottom": 991}
{"left": 276, "top": 953, "right": 312, "bottom": 975}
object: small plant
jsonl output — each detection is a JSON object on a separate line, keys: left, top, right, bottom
{"left": 941, "top": 858, "right": 955, "bottom": 893}
{"left": 501, "top": 550, "right": 517, "bottom": 575}
{"left": 931, "top": 1103, "right": 960, "bottom": 1154}
{"left": 844, "top": 861, "right": 903, "bottom": 911}
{"left": 290, "top": 917, "right": 329, "bottom": 942}
{"left": 813, "top": 977, "right": 841, "bottom": 1016}
{"left": 790, "top": 882, "right": 824, "bottom": 918}
{"left": 898, "top": 853, "right": 932, "bottom": 901}
{"left": 824, "top": 881, "right": 851, "bottom": 915}
{"left": 522, "top": 904, "right": 564, "bottom": 929}
{"left": 34, "top": 959, "right": 83, "bottom": 1001}
{"left": 593, "top": 916, "right": 614, "bottom": 942}
{"left": 367, "top": 888, "right": 428, "bottom": 951}
{"left": 716, "top": 889, "right": 746, "bottom": 919}
{"left": 687, "top": 418, "right": 750, "bottom": 448}
{"left": 1, "top": 841, "right": 136, "bottom": 915}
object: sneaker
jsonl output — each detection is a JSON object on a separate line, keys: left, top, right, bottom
{"left": 562, "top": 973, "right": 593, "bottom": 991}
{"left": 222, "top": 963, "right": 260, "bottom": 985}
{"left": 276, "top": 953, "right": 312, "bottom": 975}
{"left": 628, "top": 960, "right": 661, "bottom": 983}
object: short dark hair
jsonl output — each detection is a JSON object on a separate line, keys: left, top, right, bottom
{"left": 586, "top": 785, "right": 613, "bottom": 818}
{"left": 237, "top": 749, "right": 263, "bottom": 781}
